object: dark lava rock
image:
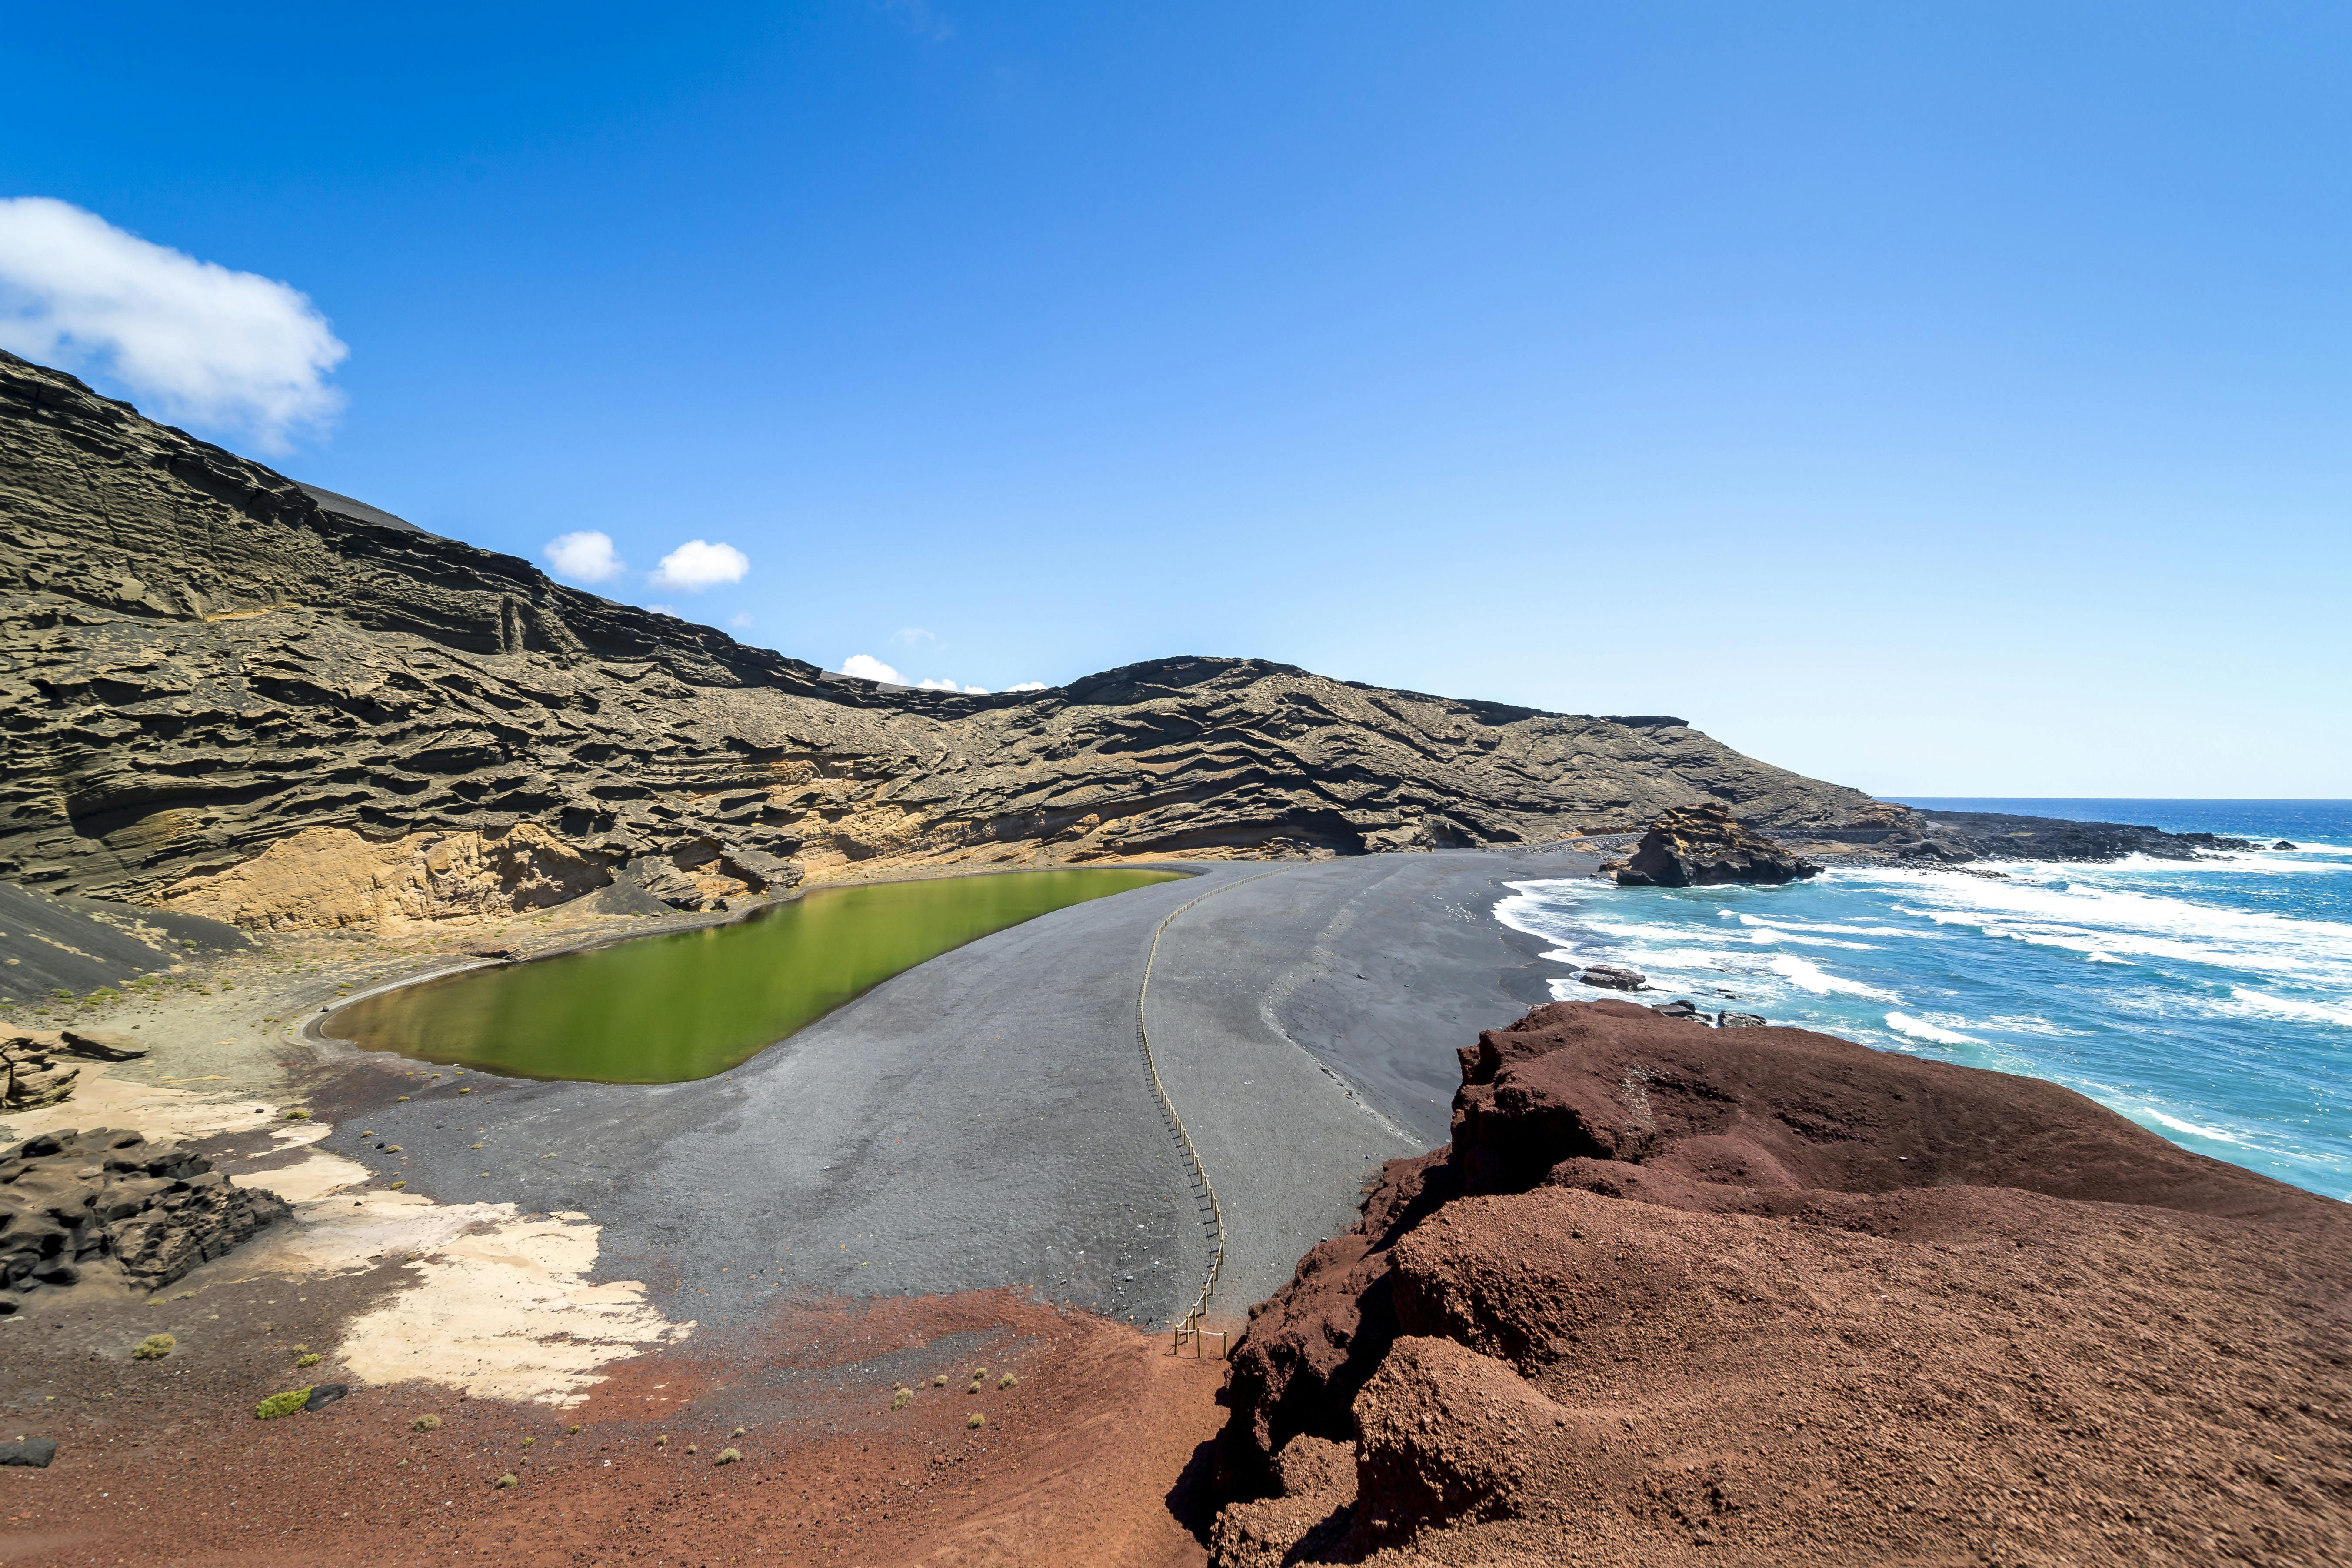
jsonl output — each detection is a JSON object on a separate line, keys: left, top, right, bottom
{"left": 1648, "top": 999, "right": 1701, "bottom": 1020}
{"left": 0, "top": 1437, "right": 57, "bottom": 1467}
{"left": 1716, "top": 1011, "right": 1766, "bottom": 1028}
{"left": 1614, "top": 803, "right": 1821, "bottom": 888}
{"left": 304, "top": 1383, "right": 350, "bottom": 1412}
{"left": 1206, "top": 1000, "right": 2352, "bottom": 1566}
{"left": 0, "top": 1126, "right": 292, "bottom": 1310}
{"left": 1575, "top": 965, "right": 1645, "bottom": 992}
{"left": 2276, "top": 840, "right": 2299, "bottom": 851}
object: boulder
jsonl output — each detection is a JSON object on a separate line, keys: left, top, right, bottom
{"left": 1613, "top": 804, "right": 1820, "bottom": 887}
{"left": 0, "top": 1438, "right": 57, "bottom": 1467}
{"left": 3, "top": 1034, "right": 80, "bottom": 1110}
{"left": 0, "top": 1126, "right": 292, "bottom": 1311}
{"left": 2275, "top": 840, "right": 2298, "bottom": 851}
{"left": 1575, "top": 965, "right": 1645, "bottom": 992}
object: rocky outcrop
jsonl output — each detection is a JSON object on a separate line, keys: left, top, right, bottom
{"left": 1612, "top": 803, "right": 1821, "bottom": 887}
{"left": 1209, "top": 1001, "right": 2352, "bottom": 1565}
{"left": 2, "top": 1033, "right": 78, "bottom": 1110}
{"left": 0, "top": 1125, "right": 293, "bottom": 1309}
{"left": 0, "top": 351, "right": 1908, "bottom": 925}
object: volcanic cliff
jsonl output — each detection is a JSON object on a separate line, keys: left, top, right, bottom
{"left": 0, "top": 350, "right": 1897, "bottom": 928}
{"left": 1208, "top": 1000, "right": 2351, "bottom": 1565}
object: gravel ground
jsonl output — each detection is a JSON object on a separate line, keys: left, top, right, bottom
{"left": 282, "top": 846, "right": 1599, "bottom": 1333}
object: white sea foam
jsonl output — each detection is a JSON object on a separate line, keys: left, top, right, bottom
{"left": 2227, "top": 988, "right": 2352, "bottom": 1028}
{"left": 1885, "top": 1011, "right": 1982, "bottom": 1045}
{"left": 1768, "top": 954, "right": 1899, "bottom": 1002}
{"left": 2139, "top": 1107, "right": 2253, "bottom": 1147}
{"left": 2083, "top": 949, "right": 2131, "bottom": 964}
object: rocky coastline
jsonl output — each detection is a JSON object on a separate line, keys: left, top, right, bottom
{"left": 1205, "top": 999, "right": 2351, "bottom": 1564}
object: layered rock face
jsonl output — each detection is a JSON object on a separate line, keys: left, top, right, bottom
{"left": 1210, "top": 1001, "right": 2351, "bottom": 1566}
{"left": 0, "top": 351, "right": 1895, "bottom": 925}
{"left": 1610, "top": 802, "right": 1821, "bottom": 886}
{"left": 0, "top": 1125, "right": 293, "bottom": 1308}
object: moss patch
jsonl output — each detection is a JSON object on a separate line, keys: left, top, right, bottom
{"left": 255, "top": 1387, "right": 314, "bottom": 1420}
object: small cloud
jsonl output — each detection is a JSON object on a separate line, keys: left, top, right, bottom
{"left": 728, "top": 612, "right": 754, "bottom": 629}
{"left": 644, "top": 603, "right": 678, "bottom": 616}
{"left": 841, "top": 653, "right": 904, "bottom": 683}
{"left": 893, "top": 627, "right": 939, "bottom": 646}
{"left": 918, "top": 677, "right": 989, "bottom": 694}
{"left": 0, "top": 197, "right": 347, "bottom": 451}
{"left": 545, "top": 530, "right": 625, "bottom": 584}
{"left": 1002, "top": 681, "right": 1050, "bottom": 693}
{"left": 650, "top": 539, "right": 749, "bottom": 591}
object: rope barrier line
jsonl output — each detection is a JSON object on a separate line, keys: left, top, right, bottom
{"left": 1136, "top": 867, "right": 1283, "bottom": 1357}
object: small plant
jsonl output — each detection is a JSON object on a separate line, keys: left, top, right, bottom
{"left": 495, "top": 1473, "right": 518, "bottom": 1490}
{"left": 714, "top": 1448, "right": 742, "bottom": 1465}
{"left": 731, "top": 1426, "right": 747, "bottom": 1438}
{"left": 974, "top": 1367, "right": 989, "bottom": 1380}
{"left": 132, "top": 1333, "right": 174, "bottom": 1360}
{"left": 567, "top": 1424, "right": 582, "bottom": 1435}
{"left": 891, "top": 1387, "right": 912, "bottom": 1411}
{"left": 282, "top": 1108, "right": 311, "bottom": 1121}
{"left": 295, "top": 1353, "right": 321, "bottom": 1369}
{"left": 966, "top": 1413, "right": 986, "bottom": 1430}
{"left": 932, "top": 1374, "right": 947, "bottom": 1387}
{"left": 388, "top": 1180, "right": 406, "bottom": 1190}
{"left": 655, "top": 1434, "right": 668, "bottom": 1448}
{"left": 999, "top": 1373, "right": 1018, "bottom": 1389}
{"left": 685, "top": 1444, "right": 698, "bottom": 1455}
{"left": 290, "top": 1343, "right": 309, "bottom": 1355}
{"left": 255, "top": 1387, "right": 313, "bottom": 1420}
{"left": 413, "top": 1414, "right": 443, "bottom": 1432}
{"left": 967, "top": 1379, "right": 983, "bottom": 1395}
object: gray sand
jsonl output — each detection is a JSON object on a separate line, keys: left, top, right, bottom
{"left": 295, "top": 847, "right": 1598, "bottom": 1329}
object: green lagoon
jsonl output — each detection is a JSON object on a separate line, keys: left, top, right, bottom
{"left": 323, "top": 867, "right": 1184, "bottom": 1083}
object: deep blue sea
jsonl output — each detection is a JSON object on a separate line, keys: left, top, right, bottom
{"left": 1495, "top": 800, "right": 2352, "bottom": 1201}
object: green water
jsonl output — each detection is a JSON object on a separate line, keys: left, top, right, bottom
{"left": 323, "top": 868, "right": 1185, "bottom": 1083}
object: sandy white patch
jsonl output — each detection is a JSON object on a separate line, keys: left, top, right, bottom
{"left": 0, "top": 1060, "right": 316, "bottom": 1147}
{"left": 328, "top": 1207, "right": 691, "bottom": 1405}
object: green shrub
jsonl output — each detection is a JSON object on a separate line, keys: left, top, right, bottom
{"left": 413, "top": 1414, "right": 442, "bottom": 1432}
{"left": 255, "top": 1387, "right": 313, "bottom": 1420}
{"left": 966, "top": 1413, "right": 985, "bottom": 1430}
{"left": 295, "top": 1353, "right": 321, "bottom": 1369}
{"left": 890, "top": 1387, "right": 912, "bottom": 1411}
{"left": 132, "top": 1333, "right": 174, "bottom": 1361}
{"left": 495, "top": 1473, "right": 518, "bottom": 1490}
{"left": 999, "top": 1372, "right": 1018, "bottom": 1389}
{"left": 714, "top": 1448, "right": 742, "bottom": 1465}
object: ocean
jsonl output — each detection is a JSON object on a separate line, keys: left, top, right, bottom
{"left": 1494, "top": 799, "right": 2352, "bottom": 1201}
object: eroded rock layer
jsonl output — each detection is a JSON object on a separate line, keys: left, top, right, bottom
{"left": 0, "top": 350, "right": 1892, "bottom": 925}
{"left": 1211, "top": 1000, "right": 2352, "bottom": 1566}
{"left": 0, "top": 1125, "right": 293, "bottom": 1308}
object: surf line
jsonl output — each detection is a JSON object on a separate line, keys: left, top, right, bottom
{"left": 1136, "top": 866, "right": 1285, "bottom": 1346}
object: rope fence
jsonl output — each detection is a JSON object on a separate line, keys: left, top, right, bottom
{"left": 1136, "top": 868, "right": 1281, "bottom": 1358}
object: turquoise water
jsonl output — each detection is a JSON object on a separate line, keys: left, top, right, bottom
{"left": 1496, "top": 800, "right": 2352, "bottom": 1200}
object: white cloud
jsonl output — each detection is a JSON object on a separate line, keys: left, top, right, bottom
{"left": 841, "top": 653, "right": 904, "bottom": 683}
{"left": 544, "top": 530, "right": 625, "bottom": 584}
{"left": 650, "top": 539, "right": 750, "bottom": 591}
{"left": 644, "top": 603, "right": 678, "bottom": 616}
{"left": 728, "top": 612, "right": 754, "bottom": 629}
{"left": 0, "top": 197, "right": 346, "bottom": 451}
{"left": 894, "top": 627, "right": 939, "bottom": 646}
{"left": 1003, "top": 681, "right": 1050, "bottom": 692}
{"left": 918, "top": 677, "right": 989, "bottom": 694}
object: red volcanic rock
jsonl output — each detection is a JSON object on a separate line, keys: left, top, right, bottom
{"left": 1211, "top": 1000, "right": 2352, "bottom": 1566}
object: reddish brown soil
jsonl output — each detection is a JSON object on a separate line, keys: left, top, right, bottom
{"left": 1, "top": 1284, "right": 1231, "bottom": 1567}
{"left": 1212, "top": 1000, "right": 2352, "bottom": 1566}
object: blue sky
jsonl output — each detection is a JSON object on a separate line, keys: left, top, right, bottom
{"left": 4, "top": 3, "right": 2347, "bottom": 796}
